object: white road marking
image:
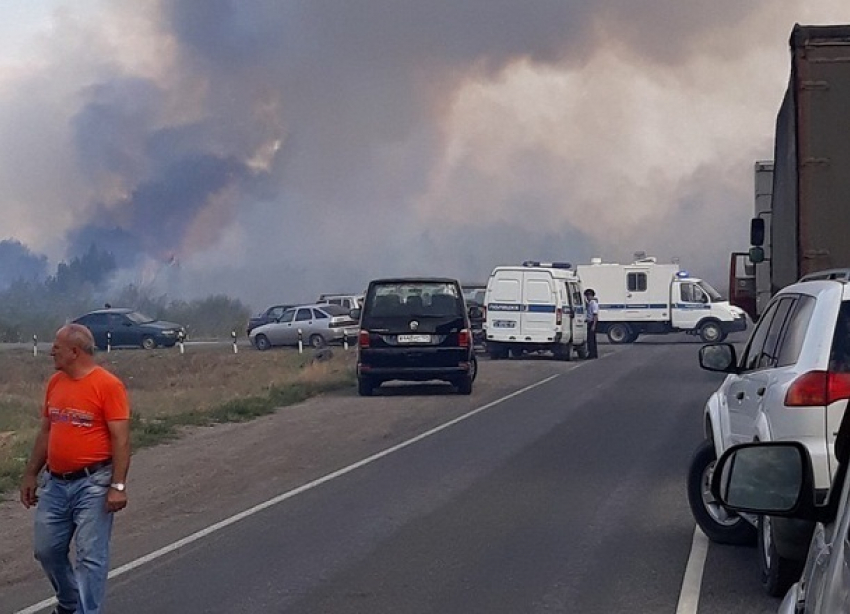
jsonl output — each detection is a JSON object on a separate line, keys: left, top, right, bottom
{"left": 676, "top": 526, "right": 709, "bottom": 614}
{"left": 15, "top": 373, "right": 561, "bottom": 614}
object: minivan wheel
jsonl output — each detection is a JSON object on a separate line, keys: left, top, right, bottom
{"left": 576, "top": 341, "right": 589, "bottom": 359}
{"left": 357, "top": 377, "right": 374, "bottom": 397}
{"left": 469, "top": 357, "right": 478, "bottom": 382}
{"left": 607, "top": 323, "right": 633, "bottom": 344}
{"left": 141, "top": 336, "right": 157, "bottom": 350}
{"left": 758, "top": 516, "right": 804, "bottom": 597}
{"left": 686, "top": 439, "right": 756, "bottom": 545}
{"left": 456, "top": 374, "right": 473, "bottom": 395}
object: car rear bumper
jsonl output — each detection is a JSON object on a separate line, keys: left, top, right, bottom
{"left": 358, "top": 347, "right": 473, "bottom": 380}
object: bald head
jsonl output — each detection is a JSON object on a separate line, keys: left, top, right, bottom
{"left": 56, "top": 324, "right": 96, "bottom": 355}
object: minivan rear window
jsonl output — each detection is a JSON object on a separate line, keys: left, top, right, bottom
{"left": 367, "top": 282, "right": 462, "bottom": 318}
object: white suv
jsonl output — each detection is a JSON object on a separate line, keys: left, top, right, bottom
{"left": 687, "top": 276, "right": 850, "bottom": 597}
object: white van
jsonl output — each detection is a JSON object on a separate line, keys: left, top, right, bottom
{"left": 575, "top": 257, "right": 747, "bottom": 343}
{"left": 484, "top": 262, "right": 588, "bottom": 360}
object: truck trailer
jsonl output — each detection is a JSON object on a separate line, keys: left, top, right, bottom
{"left": 747, "top": 25, "right": 850, "bottom": 310}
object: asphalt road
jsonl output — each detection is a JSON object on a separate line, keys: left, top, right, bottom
{"left": 8, "top": 335, "right": 783, "bottom": 613}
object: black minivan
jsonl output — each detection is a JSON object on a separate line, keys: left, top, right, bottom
{"left": 354, "top": 278, "right": 478, "bottom": 396}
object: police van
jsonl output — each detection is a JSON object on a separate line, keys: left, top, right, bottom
{"left": 483, "top": 261, "right": 588, "bottom": 360}
{"left": 575, "top": 257, "right": 747, "bottom": 343}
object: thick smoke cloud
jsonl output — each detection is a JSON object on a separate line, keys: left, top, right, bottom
{"left": 0, "top": 0, "right": 847, "bottom": 308}
{"left": 0, "top": 239, "right": 48, "bottom": 288}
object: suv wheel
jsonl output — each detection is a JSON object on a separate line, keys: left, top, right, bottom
{"left": 687, "top": 439, "right": 756, "bottom": 545}
{"left": 141, "top": 336, "right": 157, "bottom": 350}
{"left": 758, "top": 516, "right": 804, "bottom": 597}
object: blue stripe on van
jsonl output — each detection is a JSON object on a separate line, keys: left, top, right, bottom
{"left": 526, "top": 304, "right": 557, "bottom": 313}
{"left": 599, "top": 303, "right": 668, "bottom": 310}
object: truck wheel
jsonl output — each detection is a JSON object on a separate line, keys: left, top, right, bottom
{"left": 698, "top": 321, "right": 724, "bottom": 343}
{"left": 686, "top": 439, "right": 756, "bottom": 545}
{"left": 607, "top": 323, "right": 633, "bottom": 344}
{"left": 758, "top": 516, "right": 804, "bottom": 597}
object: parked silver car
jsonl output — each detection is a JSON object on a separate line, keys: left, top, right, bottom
{"left": 249, "top": 304, "right": 359, "bottom": 351}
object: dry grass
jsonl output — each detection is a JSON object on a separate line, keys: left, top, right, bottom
{"left": 0, "top": 345, "right": 357, "bottom": 494}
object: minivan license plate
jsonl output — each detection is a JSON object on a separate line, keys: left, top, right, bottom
{"left": 397, "top": 334, "right": 431, "bottom": 343}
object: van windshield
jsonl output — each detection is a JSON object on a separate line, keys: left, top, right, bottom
{"left": 366, "top": 282, "right": 463, "bottom": 318}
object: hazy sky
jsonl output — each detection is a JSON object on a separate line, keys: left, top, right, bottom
{"left": 1, "top": 1, "right": 847, "bottom": 310}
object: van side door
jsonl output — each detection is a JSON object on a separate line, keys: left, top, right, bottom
{"left": 567, "top": 281, "right": 587, "bottom": 344}
{"left": 623, "top": 267, "right": 653, "bottom": 321}
{"left": 521, "top": 271, "right": 557, "bottom": 338}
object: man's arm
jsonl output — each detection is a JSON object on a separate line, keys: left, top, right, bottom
{"left": 20, "top": 416, "right": 50, "bottom": 508}
{"left": 106, "top": 418, "right": 131, "bottom": 512}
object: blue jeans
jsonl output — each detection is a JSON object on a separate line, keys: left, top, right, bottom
{"left": 34, "top": 466, "right": 114, "bottom": 614}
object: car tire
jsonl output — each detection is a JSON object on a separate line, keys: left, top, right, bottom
{"left": 607, "top": 323, "right": 633, "bottom": 344}
{"left": 309, "top": 334, "right": 326, "bottom": 349}
{"left": 687, "top": 439, "right": 757, "bottom": 545}
{"left": 699, "top": 321, "right": 725, "bottom": 343}
{"left": 358, "top": 377, "right": 374, "bottom": 396}
{"left": 141, "top": 336, "right": 157, "bottom": 350}
{"left": 254, "top": 334, "right": 271, "bottom": 351}
{"left": 469, "top": 356, "right": 478, "bottom": 382}
{"left": 456, "top": 374, "right": 473, "bottom": 395}
{"left": 758, "top": 516, "right": 804, "bottom": 597}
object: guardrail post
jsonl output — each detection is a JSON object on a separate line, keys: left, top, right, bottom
{"left": 178, "top": 330, "right": 185, "bottom": 355}
{"left": 107, "top": 331, "right": 112, "bottom": 353}
{"left": 298, "top": 328, "right": 303, "bottom": 354}
{"left": 32, "top": 334, "right": 38, "bottom": 357}
{"left": 231, "top": 330, "right": 238, "bottom": 354}
{"left": 343, "top": 330, "right": 349, "bottom": 351}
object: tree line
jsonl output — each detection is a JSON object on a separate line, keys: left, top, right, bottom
{"left": 0, "top": 243, "right": 250, "bottom": 342}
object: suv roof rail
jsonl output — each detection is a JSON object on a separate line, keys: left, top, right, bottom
{"left": 799, "top": 269, "right": 850, "bottom": 282}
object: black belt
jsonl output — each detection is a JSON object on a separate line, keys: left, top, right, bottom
{"left": 49, "top": 459, "right": 112, "bottom": 481}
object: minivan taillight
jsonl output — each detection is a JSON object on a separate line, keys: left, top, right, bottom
{"left": 358, "top": 330, "right": 370, "bottom": 348}
{"left": 458, "top": 329, "right": 471, "bottom": 347}
{"left": 556, "top": 308, "right": 562, "bottom": 326}
{"left": 784, "top": 371, "right": 850, "bottom": 406}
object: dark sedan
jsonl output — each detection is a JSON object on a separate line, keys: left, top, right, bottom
{"left": 73, "top": 308, "right": 186, "bottom": 350}
{"left": 246, "top": 304, "right": 297, "bottom": 336}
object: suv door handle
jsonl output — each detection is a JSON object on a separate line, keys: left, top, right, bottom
{"left": 757, "top": 387, "right": 766, "bottom": 396}
{"left": 736, "top": 391, "right": 745, "bottom": 400}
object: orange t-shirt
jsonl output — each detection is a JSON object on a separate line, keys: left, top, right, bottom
{"left": 43, "top": 366, "right": 130, "bottom": 473}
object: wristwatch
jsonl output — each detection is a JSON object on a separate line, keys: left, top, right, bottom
{"left": 110, "top": 482, "right": 126, "bottom": 492}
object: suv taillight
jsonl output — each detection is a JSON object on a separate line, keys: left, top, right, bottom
{"left": 556, "top": 308, "right": 562, "bottom": 326}
{"left": 458, "top": 329, "right": 471, "bottom": 347}
{"left": 785, "top": 371, "right": 850, "bottom": 406}
{"left": 358, "top": 330, "right": 370, "bottom": 348}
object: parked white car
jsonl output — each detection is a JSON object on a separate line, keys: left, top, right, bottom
{"left": 687, "top": 275, "right": 850, "bottom": 597}
{"left": 249, "top": 304, "right": 359, "bottom": 350}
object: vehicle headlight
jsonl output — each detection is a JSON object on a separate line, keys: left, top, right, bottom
{"left": 162, "top": 330, "right": 177, "bottom": 336}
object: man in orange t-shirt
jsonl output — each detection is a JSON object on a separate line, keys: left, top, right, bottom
{"left": 20, "top": 324, "right": 131, "bottom": 614}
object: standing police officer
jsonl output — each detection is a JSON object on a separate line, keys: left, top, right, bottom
{"left": 584, "top": 288, "right": 599, "bottom": 359}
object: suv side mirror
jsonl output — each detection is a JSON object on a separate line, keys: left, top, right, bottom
{"left": 698, "top": 343, "right": 739, "bottom": 373}
{"left": 750, "top": 218, "right": 765, "bottom": 247}
{"left": 749, "top": 246, "right": 765, "bottom": 264}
